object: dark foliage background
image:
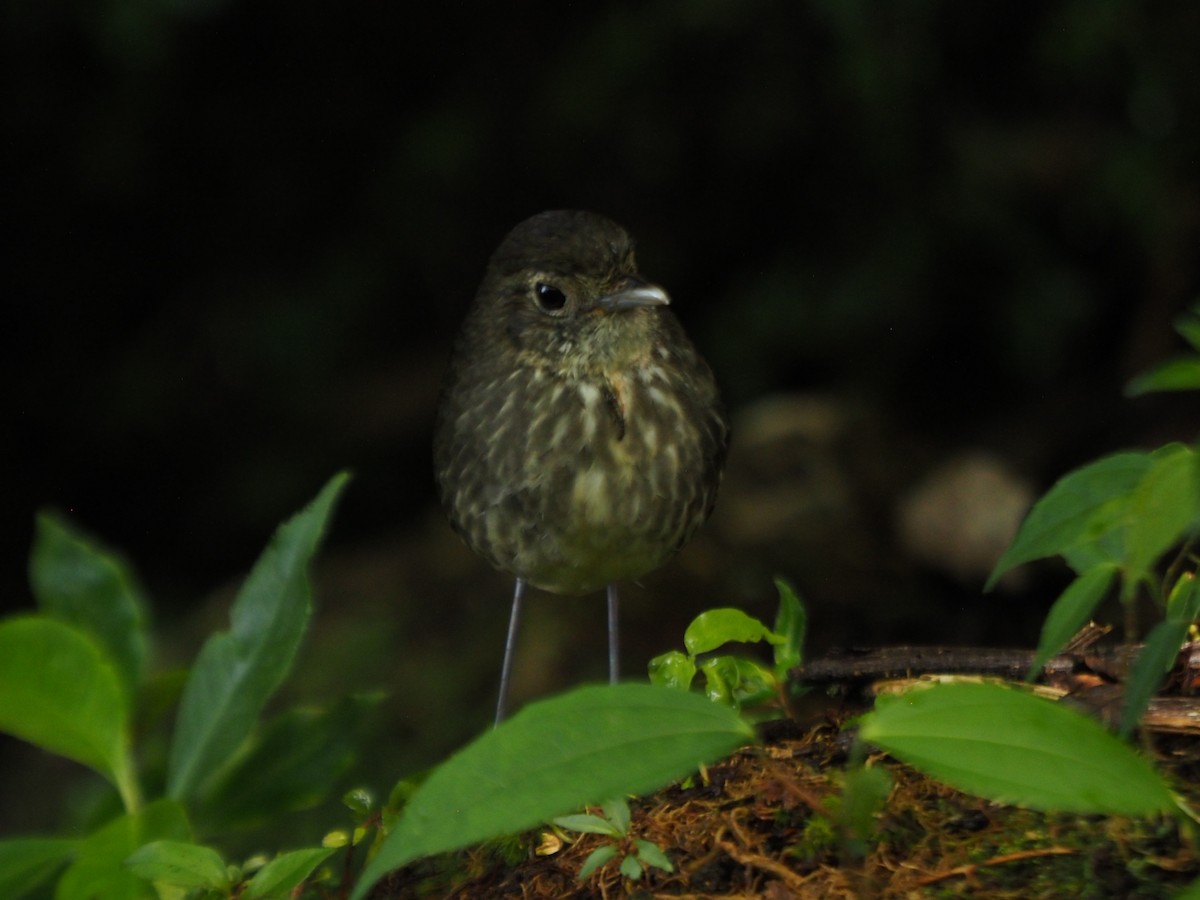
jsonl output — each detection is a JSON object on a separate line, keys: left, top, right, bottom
{"left": 4, "top": 0, "right": 1199, "bottom": 841}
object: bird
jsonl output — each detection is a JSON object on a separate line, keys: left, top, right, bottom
{"left": 433, "top": 210, "right": 728, "bottom": 723}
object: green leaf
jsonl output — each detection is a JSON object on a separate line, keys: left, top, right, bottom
{"left": 553, "top": 813, "right": 622, "bottom": 837}
{"left": 1125, "top": 357, "right": 1200, "bottom": 396}
{"left": 619, "top": 853, "right": 644, "bottom": 880}
{"left": 197, "top": 692, "right": 380, "bottom": 831}
{"left": 351, "top": 683, "right": 754, "bottom": 900}
{"left": 699, "top": 656, "right": 776, "bottom": 709}
{"left": 1123, "top": 444, "right": 1200, "bottom": 595}
{"left": 634, "top": 839, "right": 674, "bottom": 873}
{"left": 1168, "top": 572, "right": 1200, "bottom": 622}
{"left": 986, "top": 452, "right": 1152, "bottom": 589}
{"left": 648, "top": 650, "right": 696, "bottom": 690}
{"left": 0, "top": 837, "right": 77, "bottom": 898}
{"left": 600, "top": 797, "right": 630, "bottom": 834}
{"left": 242, "top": 847, "right": 335, "bottom": 900}
{"left": 1176, "top": 307, "right": 1200, "bottom": 351}
{"left": 577, "top": 845, "right": 618, "bottom": 880}
{"left": 1028, "top": 565, "right": 1118, "bottom": 677}
{"left": 56, "top": 799, "right": 191, "bottom": 900}
{"left": 1118, "top": 619, "right": 1191, "bottom": 738}
{"left": 29, "top": 513, "right": 148, "bottom": 706}
{"left": 684, "top": 608, "right": 781, "bottom": 655}
{"left": 772, "top": 578, "right": 806, "bottom": 673}
{"left": 859, "top": 682, "right": 1175, "bottom": 815}
{"left": 125, "top": 841, "right": 229, "bottom": 892}
{"left": 0, "top": 617, "right": 137, "bottom": 810}
{"left": 839, "top": 765, "right": 892, "bottom": 846}
{"left": 167, "top": 472, "right": 349, "bottom": 801}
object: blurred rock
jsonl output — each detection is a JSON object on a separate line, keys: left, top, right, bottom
{"left": 896, "top": 452, "right": 1034, "bottom": 588}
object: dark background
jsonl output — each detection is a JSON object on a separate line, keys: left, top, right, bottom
{"left": 5, "top": 0, "right": 1199, "bottom": 840}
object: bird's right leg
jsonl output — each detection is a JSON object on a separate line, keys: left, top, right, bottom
{"left": 495, "top": 577, "right": 526, "bottom": 726}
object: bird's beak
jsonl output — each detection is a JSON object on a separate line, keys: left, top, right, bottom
{"left": 596, "top": 279, "right": 671, "bottom": 313}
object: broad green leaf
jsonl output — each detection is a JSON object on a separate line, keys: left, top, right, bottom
{"left": 553, "top": 814, "right": 622, "bottom": 836}
{"left": 197, "top": 692, "right": 380, "bottom": 832}
{"left": 986, "top": 452, "right": 1151, "bottom": 589}
{"left": 242, "top": 848, "right": 335, "bottom": 900}
{"left": 167, "top": 472, "right": 349, "bottom": 801}
{"left": 30, "top": 513, "right": 147, "bottom": 706}
{"left": 684, "top": 608, "right": 781, "bottom": 655}
{"left": 1124, "top": 444, "right": 1199, "bottom": 595}
{"left": 1028, "top": 565, "right": 1118, "bottom": 677}
{"left": 124, "top": 841, "right": 229, "bottom": 892}
{"left": 0, "top": 617, "right": 137, "bottom": 809}
{"left": 577, "top": 845, "right": 618, "bottom": 880}
{"left": 772, "top": 578, "right": 806, "bottom": 673}
{"left": 1125, "top": 357, "right": 1200, "bottom": 396}
{"left": 647, "top": 650, "right": 696, "bottom": 690}
{"left": 1118, "top": 620, "right": 1191, "bottom": 738}
{"left": 351, "top": 683, "right": 754, "bottom": 900}
{"left": 56, "top": 799, "right": 191, "bottom": 900}
{"left": 859, "top": 682, "right": 1174, "bottom": 815}
{"left": 0, "top": 838, "right": 77, "bottom": 898}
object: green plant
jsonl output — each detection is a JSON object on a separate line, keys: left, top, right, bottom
{"left": 0, "top": 473, "right": 373, "bottom": 900}
{"left": 554, "top": 797, "right": 674, "bottom": 882}
{"left": 855, "top": 304, "right": 1200, "bottom": 888}
{"left": 351, "top": 682, "right": 754, "bottom": 899}
{"left": 648, "top": 577, "right": 806, "bottom": 718}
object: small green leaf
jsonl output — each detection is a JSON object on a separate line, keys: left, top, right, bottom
{"left": 699, "top": 656, "right": 776, "bottom": 709}
{"left": 772, "top": 578, "right": 806, "bottom": 673}
{"left": 840, "top": 765, "right": 892, "bottom": 846}
{"left": 553, "top": 813, "right": 621, "bottom": 837}
{"left": 125, "top": 841, "right": 229, "bottom": 892}
{"left": 986, "top": 452, "right": 1152, "bottom": 589}
{"left": 577, "top": 845, "right": 618, "bottom": 880}
{"left": 30, "top": 513, "right": 148, "bottom": 706}
{"left": 634, "top": 839, "right": 674, "bottom": 873}
{"left": 343, "top": 787, "right": 375, "bottom": 817}
{"left": 1028, "top": 565, "right": 1118, "bottom": 677}
{"left": 601, "top": 797, "right": 630, "bottom": 834}
{"left": 242, "top": 848, "right": 335, "bottom": 900}
{"left": 859, "top": 682, "right": 1175, "bottom": 815}
{"left": 0, "top": 837, "right": 77, "bottom": 898}
{"left": 1119, "top": 620, "right": 1191, "bottom": 738}
{"left": 698, "top": 656, "right": 734, "bottom": 705}
{"left": 1126, "top": 357, "right": 1200, "bottom": 396}
{"left": 648, "top": 650, "right": 696, "bottom": 690}
{"left": 619, "top": 853, "right": 644, "bottom": 880}
{"left": 167, "top": 472, "right": 349, "bottom": 802}
{"left": 351, "top": 683, "right": 754, "bottom": 900}
{"left": 684, "top": 608, "right": 781, "bottom": 655}
{"left": 0, "top": 617, "right": 137, "bottom": 810}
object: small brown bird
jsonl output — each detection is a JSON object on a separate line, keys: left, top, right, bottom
{"left": 433, "top": 210, "right": 728, "bottom": 722}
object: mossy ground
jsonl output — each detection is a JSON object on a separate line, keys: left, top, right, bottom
{"left": 371, "top": 714, "right": 1200, "bottom": 899}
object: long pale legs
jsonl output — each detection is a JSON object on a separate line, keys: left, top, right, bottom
{"left": 494, "top": 579, "right": 620, "bottom": 725}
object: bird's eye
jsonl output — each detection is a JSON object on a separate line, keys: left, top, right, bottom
{"left": 535, "top": 282, "right": 567, "bottom": 312}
